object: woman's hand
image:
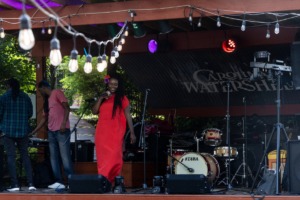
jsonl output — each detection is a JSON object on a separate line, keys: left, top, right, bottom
{"left": 130, "top": 132, "right": 136, "bottom": 144}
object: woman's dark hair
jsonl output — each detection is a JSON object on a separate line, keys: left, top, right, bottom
{"left": 6, "top": 78, "right": 20, "bottom": 101}
{"left": 108, "top": 74, "right": 125, "bottom": 118}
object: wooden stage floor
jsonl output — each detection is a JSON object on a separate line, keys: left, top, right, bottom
{"left": 0, "top": 187, "right": 299, "bottom": 200}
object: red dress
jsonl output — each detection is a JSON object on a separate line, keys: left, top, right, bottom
{"left": 95, "top": 94, "right": 129, "bottom": 183}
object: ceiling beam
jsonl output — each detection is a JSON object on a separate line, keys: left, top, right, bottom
{"left": 1, "top": 0, "right": 300, "bottom": 30}
{"left": 31, "top": 26, "right": 298, "bottom": 57}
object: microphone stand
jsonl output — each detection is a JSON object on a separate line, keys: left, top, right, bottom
{"left": 66, "top": 101, "right": 93, "bottom": 162}
{"left": 139, "top": 89, "right": 150, "bottom": 189}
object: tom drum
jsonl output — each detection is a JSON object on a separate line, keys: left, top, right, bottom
{"left": 202, "top": 128, "right": 222, "bottom": 146}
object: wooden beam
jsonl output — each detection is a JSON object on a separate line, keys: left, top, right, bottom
{"left": 1, "top": 0, "right": 300, "bottom": 30}
{"left": 31, "top": 26, "right": 298, "bottom": 57}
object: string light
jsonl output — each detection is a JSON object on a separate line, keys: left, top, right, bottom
{"left": 216, "top": 16, "right": 221, "bottom": 27}
{"left": 188, "top": 7, "right": 193, "bottom": 26}
{"left": 197, "top": 17, "right": 202, "bottom": 28}
{"left": 84, "top": 41, "right": 93, "bottom": 73}
{"left": 18, "top": 0, "right": 35, "bottom": 50}
{"left": 41, "top": 21, "right": 46, "bottom": 34}
{"left": 110, "top": 50, "right": 116, "bottom": 64}
{"left": 96, "top": 43, "right": 106, "bottom": 72}
{"left": 0, "top": 19, "right": 5, "bottom": 38}
{"left": 241, "top": 20, "right": 246, "bottom": 31}
{"left": 68, "top": 34, "right": 78, "bottom": 72}
{"left": 266, "top": 25, "right": 271, "bottom": 39}
{"left": 274, "top": 21, "right": 280, "bottom": 34}
{"left": 49, "top": 19, "right": 62, "bottom": 66}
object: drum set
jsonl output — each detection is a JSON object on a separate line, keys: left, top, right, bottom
{"left": 167, "top": 128, "right": 242, "bottom": 187}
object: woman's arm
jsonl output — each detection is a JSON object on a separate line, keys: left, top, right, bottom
{"left": 124, "top": 106, "right": 136, "bottom": 144}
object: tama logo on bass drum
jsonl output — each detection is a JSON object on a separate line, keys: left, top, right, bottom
{"left": 181, "top": 157, "right": 199, "bottom": 161}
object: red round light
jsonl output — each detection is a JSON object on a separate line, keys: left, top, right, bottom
{"left": 222, "top": 39, "right": 236, "bottom": 53}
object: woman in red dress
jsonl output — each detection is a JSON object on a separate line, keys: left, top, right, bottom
{"left": 92, "top": 74, "right": 136, "bottom": 184}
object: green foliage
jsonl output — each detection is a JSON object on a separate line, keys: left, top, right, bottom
{"left": 59, "top": 55, "right": 142, "bottom": 118}
{"left": 0, "top": 35, "right": 36, "bottom": 94}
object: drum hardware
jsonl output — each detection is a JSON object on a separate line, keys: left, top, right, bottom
{"left": 137, "top": 88, "right": 150, "bottom": 190}
{"left": 216, "top": 158, "right": 235, "bottom": 186}
{"left": 250, "top": 58, "right": 290, "bottom": 195}
{"left": 231, "top": 144, "right": 254, "bottom": 187}
{"left": 231, "top": 98, "right": 254, "bottom": 188}
{"left": 224, "top": 81, "right": 232, "bottom": 189}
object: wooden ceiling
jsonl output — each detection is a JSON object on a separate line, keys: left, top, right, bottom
{"left": 0, "top": 0, "right": 300, "bottom": 56}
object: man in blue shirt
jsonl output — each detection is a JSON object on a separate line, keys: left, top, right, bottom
{"left": 0, "top": 78, "right": 36, "bottom": 192}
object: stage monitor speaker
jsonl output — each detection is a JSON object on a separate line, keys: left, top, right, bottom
{"left": 291, "top": 42, "right": 300, "bottom": 90}
{"left": 166, "top": 174, "right": 211, "bottom": 194}
{"left": 287, "top": 140, "right": 300, "bottom": 194}
{"left": 68, "top": 174, "right": 111, "bottom": 193}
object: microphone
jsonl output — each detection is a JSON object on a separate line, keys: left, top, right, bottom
{"left": 85, "top": 97, "right": 97, "bottom": 102}
{"left": 101, "top": 91, "right": 111, "bottom": 97}
{"left": 85, "top": 91, "right": 111, "bottom": 102}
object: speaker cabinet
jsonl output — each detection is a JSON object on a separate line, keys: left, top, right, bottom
{"left": 166, "top": 174, "right": 211, "bottom": 194}
{"left": 68, "top": 174, "right": 111, "bottom": 193}
{"left": 291, "top": 42, "right": 300, "bottom": 90}
{"left": 287, "top": 140, "right": 300, "bottom": 194}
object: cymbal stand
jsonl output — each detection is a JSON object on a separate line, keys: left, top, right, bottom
{"left": 231, "top": 97, "right": 254, "bottom": 187}
{"left": 225, "top": 81, "right": 232, "bottom": 189}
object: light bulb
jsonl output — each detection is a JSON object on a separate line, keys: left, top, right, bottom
{"left": 241, "top": 20, "right": 246, "bottom": 31}
{"left": 0, "top": 28, "right": 5, "bottom": 38}
{"left": 266, "top": 29, "right": 270, "bottom": 39}
{"left": 49, "top": 37, "right": 62, "bottom": 66}
{"left": 274, "top": 22, "right": 280, "bottom": 34}
{"left": 217, "top": 17, "right": 221, "bottom": 27}
{"left": 124, "top": 27, "right": 129, "bottom": 36}
{"left": 84, "top": 54, "right": 92, "bottom": 74}
{"left": 68, "top": 49, "right": 78, "bottom": 72}
{"left": 188, "top": 15, "right": 193, "bottom": 25}
{"left": 110, "top": 56, "right": 116, "bottom": 64}
{"left": 18, "top": 13, "right": 35, "bottom": 50}
{"left": 197, "top": 18, "right": 202, "bottom": 28}
{"left": 110, "top": 51, "right": 116, "bottom": 64}
{"left": 121, "top": 35, "right": 126, "bottom": 44}
{"left": 102, "top": 54, "right": 108, "bottom": 69}
{"left": 68, "top": 59, "right": 78, "bottom": 72}
{"left": 48, "top": 27, "right": 52, "bottom": 35}
{"left": 41, "top": 28, "right": 45, "bottom": 34}
{"left": 113, "top": 47, "right": 119, "bottom": 58}
{"left": 117, "top": 44, "right": 123, "bottom": 51}
{"left": 97, "top": 62, "right": 105, "bottom": 72}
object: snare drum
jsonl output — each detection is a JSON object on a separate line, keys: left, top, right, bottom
{"left": 202, "top": 128, "right": 222, "bottom": 146}
{"left": 213, "top": 146, "right": 238, "bottom": 158}
{"left": 175, "top": 152, "right": 220, "bottom": 184}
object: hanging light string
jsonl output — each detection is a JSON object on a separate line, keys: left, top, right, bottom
{"left": 2, "top": 3, "right": 300, "bottom": 29}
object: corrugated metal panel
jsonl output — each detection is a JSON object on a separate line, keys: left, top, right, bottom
{"left": 118, "top": 45, "right": 299, "bottom": 110}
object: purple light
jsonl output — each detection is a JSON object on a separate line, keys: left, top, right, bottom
{"left": 148, "top": 39, "right": 158, "bottom": 53}
{"left": 1, "top": 0, "right": 61, "bottom": 10}
{"left": 117, "top": 22, "right": 125, "bottom": 27}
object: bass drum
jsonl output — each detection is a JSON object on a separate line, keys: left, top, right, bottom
{"left": 175, "top": 152, "right": 220, "bottom": 184}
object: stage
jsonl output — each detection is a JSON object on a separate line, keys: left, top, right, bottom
{"left": 0, "top": 188, "right": 299, "bottom": 200}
